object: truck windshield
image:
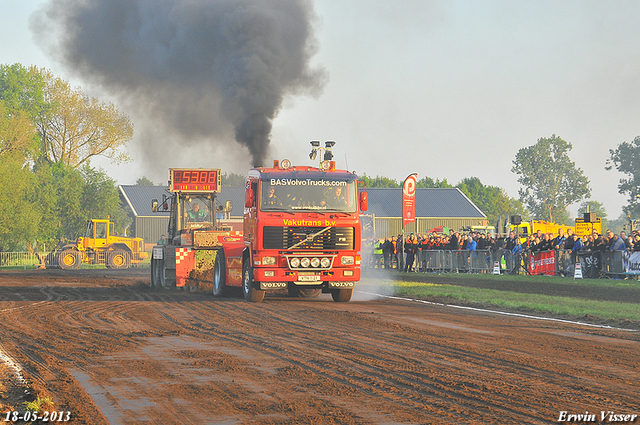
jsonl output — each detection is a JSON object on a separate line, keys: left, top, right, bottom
{"left": 182, "top": 195, "right": 215, "bottom": 227}
{"left": 260, "top": 178, "right": 357, "bottom": 213}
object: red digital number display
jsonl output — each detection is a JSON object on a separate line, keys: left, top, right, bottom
{"left": 170, "top": 169, "right": 221, "bottom": 193}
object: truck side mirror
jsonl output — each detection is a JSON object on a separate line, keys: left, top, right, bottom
{"left": 245, "top": 188, "right": 254, "bottom": 208}
{"left": 359, "top": 191, "right": 368, "bottom": 212}
{"left": 225, "top": 200, "right": 233, "bottom": 212}
{"left": 152, "top": 199, "right": 158, "bottom": 212}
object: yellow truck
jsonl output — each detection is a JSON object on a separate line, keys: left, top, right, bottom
{"left": 49, "top": 218, "right": 148, "bottom": 269}
{"left": 509, "top": 214, "right": 602, "bottom": 242}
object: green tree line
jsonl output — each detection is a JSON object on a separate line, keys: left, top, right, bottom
{"left": 3, "top": 61, "right": 640, "bottom": 252}
{"left": 0, "top": 63, "right": 132, "bottom": 252}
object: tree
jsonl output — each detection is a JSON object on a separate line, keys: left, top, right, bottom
{"left": 456, "top": 177, "right": 527, "bottom": 226}
{"left": 0, "top": 64, "right": 47, "bottom": 161}
{"left": 136, "top": 176, "right": 156, "bottom": 186}
{"left": 512, "top": 135, "right": 590, "bottom": 223}
{"left": 38, "top": 69, "right": 133, "bottom": 168}
{"left": 606, "top": 135, "right": 640, "bottom": 218}
{"left": 0, "top": 158, "right": 40, "bottom": 251}
{"left": 0, "top": 64, "right": 47, "bottom": 121}
{"left": 359, "top": 174, "right": 400, "bottom": 188}
{"left": 578, "top": 200, "right": 608, "bottom": 230}
{"left": 80, "top": 165, "right": 129, "bottom": 235}
{"left": 0, "top": 101, "right": 37, "bottom": 160}
{"left": 417, "top": 176, "right": 453, "bottom": 188}
{"left": 221, "top": 172, "right": 246, "bottom": 186}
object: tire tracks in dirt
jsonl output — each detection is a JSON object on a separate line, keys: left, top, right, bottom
{"left": 0, "top": 270, "right": 638, "bottom": 424}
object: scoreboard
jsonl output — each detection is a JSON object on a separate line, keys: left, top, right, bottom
{"left": 169, "top": 169, "right": 221, "bottom": 193}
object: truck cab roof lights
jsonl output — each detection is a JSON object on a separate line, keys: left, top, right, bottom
{"left": 280, "top": 159, "right": 292, "bottom": 170}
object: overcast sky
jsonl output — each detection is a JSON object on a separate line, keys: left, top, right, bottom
{"left": 1, "top": 0, "right": 638, "bottom": 219}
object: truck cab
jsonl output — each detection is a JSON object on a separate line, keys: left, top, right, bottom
{"left": 214, "top": 159, "right": 368, "bottom": 303}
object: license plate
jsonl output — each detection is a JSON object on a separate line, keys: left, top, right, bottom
{"left": 297, "top": 275, "right": 320, "bottom": 282}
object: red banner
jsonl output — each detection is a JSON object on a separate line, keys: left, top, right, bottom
{"left": 402, "top": 173, "right": 417, "bottom": 229}
{"left": 528, "top": 250, "right": 555, "bottom": 276}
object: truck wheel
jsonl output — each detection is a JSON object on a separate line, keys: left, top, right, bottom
{"left": 58, "top": 250, "right": 80, "bottom": 270}
{"left": 331, "top": 288, "right": 353, "bottom": 302}
{"left": 151, "top": 258, "right": 163, "bottom": 288}
{"left": 242, "top": 260, "right": 264, "bottom": 303}
{"left": 108, "top": 250, "right": 130, "bottom": 269}
{"left": 213, "top": 251, "right": 226, "bottom": 297}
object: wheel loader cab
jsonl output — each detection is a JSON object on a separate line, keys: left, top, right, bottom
{"left": 84, "top": 219, "right": 109, "bottom": 249}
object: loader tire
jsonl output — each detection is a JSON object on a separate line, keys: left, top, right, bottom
{"left": 58, "top": 250, "right": 80, "bottom": 270}
{"left": 108, "top": 250, "right": 130, "bottom": 269}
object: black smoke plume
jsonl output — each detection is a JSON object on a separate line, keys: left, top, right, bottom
{"left": 33, "top": 0, "right": 326, "bottom": 168}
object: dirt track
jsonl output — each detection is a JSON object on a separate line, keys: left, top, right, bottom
{"left": 0, "top": 268, "right": 639, "bottom": 424}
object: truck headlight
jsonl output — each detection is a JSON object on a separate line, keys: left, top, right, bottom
{"left": 341, "top": 256, "right": 354, "bottom": 265}
{"left": 321, "top": 257, "right": 331, "bottom": 268}
{"left": 310, "top": 258, "right": 320, "bottom": 268}
{"left": 301, "top": 257, "right": 311, "bottom": 268}
{"left": 262, "top": 256, "right": 276, "bottom": 265}
{"left": 290, "top": 257, "right": 300, "bottom": 268}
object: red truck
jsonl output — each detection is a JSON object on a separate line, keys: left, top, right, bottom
{"left": 151, "top": 160, "right": 368, "bottom": 303}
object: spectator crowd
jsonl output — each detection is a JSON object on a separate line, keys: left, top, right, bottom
{"left": 363, "top": 227, "right": 640, "bottom": 273}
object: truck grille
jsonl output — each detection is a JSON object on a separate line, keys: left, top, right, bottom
{"left": 263, "top": 226, "right": 354, "bottom": 250}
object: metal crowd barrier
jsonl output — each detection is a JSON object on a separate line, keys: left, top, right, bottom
{"left": 367, "top": 248, "right": 638, "bottom": 278}
{"left": 0, "top": 251, "right": 151, "bottom": 269}
{"left": 0, "top": 252, "right": 40, "bottom": 269}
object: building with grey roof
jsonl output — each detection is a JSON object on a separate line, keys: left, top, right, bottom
{"left": 119, "top": 185, "right": 489, "bottom": 245}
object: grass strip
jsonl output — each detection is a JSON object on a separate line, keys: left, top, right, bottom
{"left": 386, "top": 280, "right": 640, "bottom": 322}
{"left": 391, "top": 271, "right": 640, "bottom": 289}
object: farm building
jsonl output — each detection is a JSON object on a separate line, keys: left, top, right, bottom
{"left": 119, "top": 185, "right": 488, "bottom": 246}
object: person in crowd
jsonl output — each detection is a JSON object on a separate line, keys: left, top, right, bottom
{"left": 390, "top": 236, "right": 398, "bottom": 268}
{"left": 419, "top": 234, "right": 429, "bottom": 272}
{"left": 382, "top": 237, "right": 392, "bottom": 269}
{"left": 633, "top": 233, "right": 640, "bottom": 252}
{"left": 605, "top": 230, "right": 615, "bottom": 249}
{"left": 571, "top": 234, "right": 583, "bottom": 264}
{"left": 157, "top": 234, "right": 166, "bottom": 245}
{"left": 610, "top": 232, "right": 626, "bottom": 251}
{"left": 552, "top": 229, "right": 566, "bottom": 250}
{"left": 564, "top": 229, "right": 575, "bottom": 251}
{"left": 485, "top": 233, "right": 495, "bottom": 251}
{"left": 466, "top": 235, "right": 477, "bottom": 251}
{"left": 476, "top": 233, "right": 488, "bottom": 250}
{"left": 522, "top": 235, "right": 536, "bottom": 252}
{"left": 594, "top": 235, "right": 607, "bottom": 252}
{"left": 504, "top": 231, "right": 518, "bottom": 251}
{"left": 396, "top": 234, "right": 404, "bottom": 271}
{"left": 582, "top": 234, "right": 594, "bottom": 251}
{"left": 531, "top": 236, "right": 542, "bottom": 253}
{"left": 447, "top": 230, "right": 459, "bottom": 251}
{"left": 619, "top": 231, "right": 631, "bottom": 250}
{"left": 404, "top": 233, "right": 418, "bottom": 272}
{"left": 373, "top": 238, "right": 384, "bottom": 268}
{"left": 460, "top": 233, "right": 468, "bottom": 250}
{"left": 539, "top": 233, "right": 553, "bottom": 251}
